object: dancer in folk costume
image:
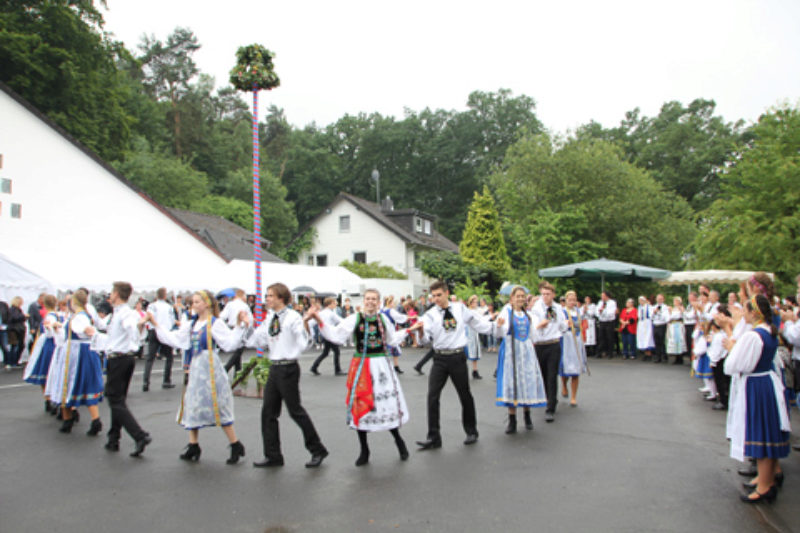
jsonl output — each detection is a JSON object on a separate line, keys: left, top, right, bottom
{"left": 636, "top": 296, "right": 655, "bottom": 360}
{"left": 465, "top": 295, "right": 484, "bottom": 380}
{"left": 560, "top": 291, "right": 588, "bottom": 407}
{"left": 693, "top": 323, "right": 717, "bottom": 400}
{"left": 313, "top": 288, "right": 412, "bottom": 466}
{"left": 725, "top": 295, "right": 791, "bottom": 503}
{"left": 581, "top": 296, "right": 597, "bottom": 358}
{"left": 148, "top": 290, "right": 248, "bottom": 464}
{"left": 494, "top": 286, "right": 545, "bottom": 434}
{"left": 48, "top": 290, "right": 104, "bottom": 435}
{"left": 666, "top": 296, "right": 687, "bottom": 364}
{"left": 23, "top": 294, "right": 59, "bottom": 411}
{"left": 381, "top": 295, "right": 408, "bottom": 374}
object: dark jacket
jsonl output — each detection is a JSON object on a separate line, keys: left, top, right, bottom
{"left": 7, "top": 306, "right": 26, "bottom": 345}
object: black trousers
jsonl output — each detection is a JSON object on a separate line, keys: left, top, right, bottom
{"left": 535, "top": 342, "right": 562, "bottom": 414}
{"left": 414, "top": 348, "right": 435, "bottom": 371}
{"left": 223, "top": 347, "right": 245, "bottom": 374}
{"left": 105, "top": 355, "right": 146, "bottom": 442}
{"left": 598, "top": 321, "right": 616, "bottom": 356}
{"left": 653, "top": 325, "right": 667, "bottom": 361}
{"left": 683, "top": 324, "right": 695, "bottom": 359}
{"left": 143, "top": 330, "right": 173, "bottom": 385}
{"left": 712, "top": 360, "right": 731, "bottom": 407}
{"left": 426, "top": 351, "right": 477, "bottom": 440}
{"left": 261, "top": 362, "right": 326, "bottom": 461}
{"left": 311, "top": 341, "right": 341, "bottom": 373}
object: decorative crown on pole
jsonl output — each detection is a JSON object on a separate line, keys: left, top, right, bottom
{"left": 229, "top": 44, "right": 280, "bottom": 91}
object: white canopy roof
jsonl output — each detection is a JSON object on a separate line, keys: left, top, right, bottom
{"left": 0, "top": 253, "right": 54, "bottom": 305}
{"left": 220, "top": 260, "right": 363, "bottom": 296}
{"left": 659, "top": 270, "right": 775, "bottom": 286}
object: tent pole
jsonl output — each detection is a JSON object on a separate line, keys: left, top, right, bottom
{"left": 601, "top": 274, "right": 605, "bottom": 294}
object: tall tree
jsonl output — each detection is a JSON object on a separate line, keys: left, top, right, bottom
{"left": 139, "top": 27, "right": 200, "bottom": 157}
{"left": 459, "top": 185, "right": 511, "bottom": 286}
{"left": 692, "top": 105, "right": 800, "bottom": 293}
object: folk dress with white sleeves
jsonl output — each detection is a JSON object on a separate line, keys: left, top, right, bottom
{"left": 23, "top": 311, "right": 60, "bottom": 385}
{"left": 494, "top": 305, "right": 547, "bottom": 408}
{"left": 47, "top": 311, "right": 104, "bottom": 407}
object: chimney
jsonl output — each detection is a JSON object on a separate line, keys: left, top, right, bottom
{"left": 381, "top": 195, "right": 394, "bottom": 212}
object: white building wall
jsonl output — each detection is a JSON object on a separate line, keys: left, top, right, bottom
{"left": 302, "top": 199, "right": 408, "bottom": 274}
{"left": 0, "top": 89, "right": 228, "bottom": 291}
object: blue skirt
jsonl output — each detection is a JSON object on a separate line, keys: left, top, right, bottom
{"left": 67, "top": 344, "right": 104, "bottom": 407}
{"left": 695, "top": 354, "right": 712, "bottom": 379}
{"left": 744, "top": 375, "right": 791, "bottom": 459}
{"left": 24, "top": 338, "right": 56, "bottom": 386}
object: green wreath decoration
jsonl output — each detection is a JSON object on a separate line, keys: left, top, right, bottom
{"left": 229, "top": 44, "right": 280, "bottom": 91}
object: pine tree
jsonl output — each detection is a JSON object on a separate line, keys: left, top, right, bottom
{"left": 459, "top": 185, "right": 511, "bottom": 277}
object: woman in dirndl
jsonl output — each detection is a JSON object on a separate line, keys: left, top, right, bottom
{"left": 48, "top": 290, "right": 104, "bottom": 435}
{"left": 494, "top": 286, "right": 547, "bottom": 434}
{"left": 560, "top": 291, "right": 588, "bottom": 406}
{"left": 465, "top": 295, "right": 484, "bottom": 380}
{"left": 666, "top": 297, "right": 687, "bottom": 364}
{"left": 636, "top": 296, "right": 655, "bottom": 360}
{"left": 149, "top": 290, "right": 248, "bottom": 464}
{"left": 23, "top": 294, "right": 60, "bottom": 411}
{"left": 725, "top": 295, "right": 791, "bottom": 503}
{"left": 316, "top": 288, "right": 411, "bottom": 466}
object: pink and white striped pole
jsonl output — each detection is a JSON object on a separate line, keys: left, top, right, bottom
{"left": 252, "top": 83, "right": 264, "bottom": 357}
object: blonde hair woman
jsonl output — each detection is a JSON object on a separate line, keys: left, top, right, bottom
{"left": 465, "top": 295, "right": 483, "bottom": 379}
{"left": 560, "top": 291, "right": 588, "bottom": 406}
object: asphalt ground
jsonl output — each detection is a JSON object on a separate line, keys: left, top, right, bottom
{"left": 1, "top": 347, "right": 798, "bottom": 533}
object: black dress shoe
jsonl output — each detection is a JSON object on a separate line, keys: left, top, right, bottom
{"left": 162, "top": 383, "right": 176, "bottom": 389}
{"left": 142, "top": 384, "right": 149, "bottom": 392}
{"left": 104, "top": 440, "right": 120, "bottom": 452}
{"left": 253, "top": 457, "right": 284, "bottom": 468}
{"left": 463, "top": 433, "right": 479, "bottom": 445}
{"left": 413, "top": 367, "right": 424, "bottom": 376}
{"left": 711, "top": 402, "right": 727, "bottom": 410}
{"left": 335, "top": 371, "right": 347, "bottom": 376}
{"left": 305, "top": 449, "right": 329, "bottom": 468}
{"left": 310, "top": 368, "right": 320, "bottom": 376}
{"left": 86, "top": 418, "right": 103, "bottom": 436}
{"left": 130, "top": 434, "right": 152, "bottom": 457}
{"left": 545, "top": 412, "right": 555, "bottom": 423}
{"left": 472, "top": 370, "right": 482, "bottom": 380}
{"left": 793, "top": 443, "right": 800, "bottom": 452}
{"left": 740, "top": 485, "right": 777, "bottom": 503}
{"left": 416, "top": 439, "right": 442, "bottom": 450}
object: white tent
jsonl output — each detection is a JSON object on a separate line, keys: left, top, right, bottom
{"left": 659, "top": 270, "right": 775, "bottom": 286}
{"left": 0, "top": 253, "right": 54, "bottom": 305}
{"left": 219, "top": 260, "right": 364, "bottom": 296}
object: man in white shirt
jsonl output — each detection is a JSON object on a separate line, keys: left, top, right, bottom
{"left": 531, "top": 281, "right": 567, "bottom": 422}
{"left": 310, "top": 297, "right": 344, "bottom": 376}
{"left": 413, "top": 280, "right": 499, "bottom": 449}
{"left": 89, "top": 281, "right": 151, "bottom": 457}
{"left": 221, "top": 289, "right": 253, "bottom": 375}
{"left": 246, "top": 283, "right": 328, "bottom": 468}
{"left": 596, "top": 291, "right": 618, "bottom": 358}
{"left": 651, "top": 294, "right": 669, "bottom": 363}
{"left": 143, "top": 287, "right": 176, "bottom": 391}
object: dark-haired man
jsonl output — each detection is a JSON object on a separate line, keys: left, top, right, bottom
{"left": 143, "top": 287, "right": 175, "bottom": 391}
{"left": 531, "top": 282, "right": 567, "bottom": 422}
{"left": 89, "top": 282, "right": 151, "bottom": 457}
{"left": 596, "top": 291, "right": 617, "bottom": 358}
{"left": 414, "top": 280, "right": 499, "bottom": 450}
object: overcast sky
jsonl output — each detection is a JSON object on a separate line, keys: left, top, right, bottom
{"left": 102, "top": 0, "right": 800, "bottom": 134}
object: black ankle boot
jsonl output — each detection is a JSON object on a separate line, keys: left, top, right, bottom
{"left": 180, "top": 443, "right": 201, "bottom": 462}
{"left": 524, "top": 411, "right": 533, "bottom": 430}
{"left": 59, "top": 418, "right": 74, "bottom": 433}
{"left": 396, "top": 437, "right": 409, "bottom": 461}
{"left": 86, "top": 418, "right": 103, "bottom": 436}
{"left": 226, "top": 441, "right": 245, "bottom": 465}
{"left": 355, "top": 449, "right": 370, "bottom": 466}
{"left": 506, "top": 414, "right": 517, "bottom": 434}
{"left": 72, "top": 410, "right": 80, "bottom": 423}
{"left": 472, "top": 370, "right": 482, "bottom": 380}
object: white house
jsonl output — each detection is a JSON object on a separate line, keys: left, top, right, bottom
{"left": 295, "top": 192, "right": 459, "bottom": 296}
{"left": 0, "top": 82, "right": 230, "bottom": 293}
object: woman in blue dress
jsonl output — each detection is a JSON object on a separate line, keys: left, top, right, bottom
{"left": 494, "top": 286, "right": 547, "bottom": 434}
{"left": 23, "top": 294, "right": 59, "bottom": 411}
{"left": 149, "top": 290, "right": 248, "bottom": 464}
{"left": 725, "top": 295, "right": 791, "bottom": 503}
{"left": 560, "top": 291, "right": 588, "bottom": 407}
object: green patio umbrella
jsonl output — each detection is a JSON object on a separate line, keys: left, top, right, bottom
{"left": 538, "top": 258, "right": 671, "bottom": 292}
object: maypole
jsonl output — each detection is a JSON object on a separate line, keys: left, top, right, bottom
{"left": 230, "top": 45, "right": 281, "bottom": 357}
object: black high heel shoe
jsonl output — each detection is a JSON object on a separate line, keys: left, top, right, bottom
{"left": 743, "top": 472, "right": 784, "bottom": 491}
{"left": 355, "top": 449, "right": 370, "bottom": 467}
{"left": 86, "top": 418, "right": 103, "bottom": 436}
{"left": 505, "top": 414, "right": 517, "bottom": 434}
{"left": 180, "top": 443, "right": 201, "bottom": 462}
{"left": 740, "top": 485, "right": 777, "bottom": 504}
{"left": 226, "top": 441, "right": 245, "bottom": 465}
{"left": 58, "top": 418, "right": 74, "bottom": 433}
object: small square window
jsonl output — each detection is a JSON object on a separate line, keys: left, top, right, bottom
{"left": 339, "top": 215, "right": 350, "bottom": 232}
{"left": 424, "top": 220, "right": 431, "bottom": 235}
{"left": 316, "top": 254, "right": 327, "bottom": 267}
{"left": 1, "top": 178, "right": 11, "bottom": 194}
{"left": 353, "top": 252, "right": 366, "bottom": 264}
{"left": 415, "top": 217, "right": 422, "bottom": 232}
{"left": 11, "top": 203, "right": 21, "bottom": 219}
{"left": 307, "top": 255, "right": 314, "bottom": 265}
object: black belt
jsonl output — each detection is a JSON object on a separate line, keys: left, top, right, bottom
{"left": 270, "top": 359, "right": 298, "bottom": 366}
{"left": 434, "top": 348, "right": 465, "bottom": 355}
{"left": 534, "top": 339, "right": 560, "bottom": 346}
{"left": 107, "top": 352, "right": 135, "bottom": 359}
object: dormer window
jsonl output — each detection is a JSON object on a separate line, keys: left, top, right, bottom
{"left": 415, "top": 217, "right": 422, "bottom": 232}
{"left": 423, "top": 219, "right": 431, "bottom": 235}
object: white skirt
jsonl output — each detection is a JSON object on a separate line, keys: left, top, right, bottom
{"left": 348, "top": 356, "right": 409, "bottom": 432}
{"left": 637, "top": 319, "right": 655, "bottom": 350}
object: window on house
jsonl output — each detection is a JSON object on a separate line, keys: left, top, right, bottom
{"left": 413, "top": 251, "right": 420, "bottom": 269}
{"left": 11, "top": 203, "right": 21, "bottom": 219}
{"left": 339, "top": 215, "right": 350, "bottom": 232}
{"left": 415, "top": 217, "right": 422, "bottom": 232}
{"left": 353, "top": 252, "right": 366, "bottom": 264}
{"left": 307, "top": 255, "right": 315, "bottom": 265}
{"left": 316, "top": 254, "right": 328, "bottom": 267}
{"left": 423, "top": 219, "right": 432, "bottom": 235}
{"left": 0, "top": 178, "right": 10, "bottom": 194}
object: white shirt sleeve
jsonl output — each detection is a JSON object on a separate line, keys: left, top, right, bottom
{"left": 724, "top": 329, "right": 764, "bottom": 375}
{"left": 320, "top": 313, "right": 358, "bottom": 345}
{"left": 212, "top": 318, "right": 246, "bottom": 352}
{"left": 156, "top": 319, "right": 192, "bottom": 350}
{"left": 463, "top": 305, "right": 496, "bottom": 336}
